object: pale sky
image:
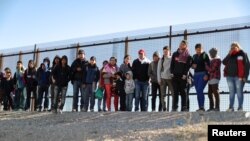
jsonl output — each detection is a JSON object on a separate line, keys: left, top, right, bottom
{"left": 0, "top": 0, "right": 249, "bottom": 49}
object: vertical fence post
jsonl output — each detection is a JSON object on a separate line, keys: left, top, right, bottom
{"left": 31, "top": 48, "right": 40, "bottom": 112}
{"left": 33, "top": 44, "right": 37, "bottom": 62}
{"left": 0, "top": 54, "right": 3, "bottom": 71}
{"left": 19, "top": 51, "right": 23, "bottom": 62}
{"left": 76, "top": 43, "right": 80, "bottom": 59}
{"left": 125, "top": 37, "right": 129, "bottom": 55}
{"left": 166, "top": 25, "right": 172, "bottom": 112}
{"left": 184, "top": 29, "right": 188, "bottom": 40}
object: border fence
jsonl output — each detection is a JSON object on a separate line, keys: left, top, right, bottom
{"left": 0, "top": 16, "right": 250, "bottom": 112}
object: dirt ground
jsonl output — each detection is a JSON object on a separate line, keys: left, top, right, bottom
{"left": 0, "top": 111, "right": 249, "bottom": 141}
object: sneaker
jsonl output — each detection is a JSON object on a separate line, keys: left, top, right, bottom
{"left": 43, "top": 108, "right": 48, "bottom": 112}
{"left": 237, "top": 108, "right": 243, "bottom": 111}
{"left": 52, "top": 109, "right": 57, "bottom": 114}
{"left": 214, "top": 108, "right": 220, "bottom": 112}
{"left": 81, "top": 108, "right": 87, "bottom": 112}
{"left": 59, "top": 109, "right": 63, "bottom": 114}
{"left": 206, "top": 108, "right": 214, "bottom": 112}
{"left": 226, "top": 108, "right": 234, "bottom": 112}
{"left": 196, "top": 108, "right": 205, "bottom": 112}
{"left": 98, "top": 109, "right": 102, "bottom": 112}
{"left": 171, "top": 109, "right": 177, "bottom": 112}
{"left": 90, "top": 109, "right": 94, "bottom": 112}
{"left": 72, "top": 109, "right": 77, "bottom": 112}
{"left": 37, "top": 108, "right": 42, "bottom": 112}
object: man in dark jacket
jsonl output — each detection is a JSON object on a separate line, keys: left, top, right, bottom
{"left": 170, "top": 40, "right": 192, "bottom": 112}
{"left": 132, "top": 49, "right": 150, "bottom": 111}
{"left": 70, "top": 49, "right": 88, "bottom": 112}
{"left": 83, "top": 56, "right": 99, "bottom": 112}
{"left": 52, "top": 55, "right": 71, "bottom": 113}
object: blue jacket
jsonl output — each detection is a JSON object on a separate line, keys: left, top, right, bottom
{"left": 85, "top": 64, "right": 100, "bottom": 84}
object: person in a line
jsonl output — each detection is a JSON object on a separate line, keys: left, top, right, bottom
{"left": 119, "top": 55, "right": 132, "bottom": 79}
{"left": 102, "top": 57, "right": 119, "bottom": 111}
{"left": 1, "top": 68, "right": 15, "bottom": 111}
{"left": 192, "top": 43, "right": 210, "bottom": 112}
{"left": 50, "top": 55, "right": 60, "bottom": 111}
{"left": 36, "top": 62, "right": 50, "bottom": 112}
{"left": 52, "top": 55, "right": 71, "bottom": 113}
{"left": 148, "top": 51, "right": 162, "bottom": 111}
{"left": 124, "top": 71, "right": 135, "bottom": 111}
{"left": 114, "top": 71, "right": 126, "bottom": 111}
{"left": 0, "top": 71, "right": 5, "bottom": 109}
{"left": 70, "top": 49, "right": 88, "bottom": 112}
{"left": 170, "top": 40, "right": 192, "bottom": 112}
{"left": 132, "top": 49, "right": 150, "bottom": 111}
{"left": 206, "top": 48, "right": 221, "bottom": 111}
{"left": 84, "top": 56, "right": 100, "bottom": 112}
{"left": 157, "top": 46, "right": 174, "bottom": 112}
{"left": 24, "top": 60, "right": 38, "bottom": 111}
{"left": 13, "top": 60, "right": 27, "bottom": 111}
{"left": 223, "top": 42, "right": 250, "bottom": 111}
{"left": 98, "top": 60, "right": 108, "bottom": 112}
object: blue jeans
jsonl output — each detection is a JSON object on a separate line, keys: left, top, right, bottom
{"left": 54, "top": 86, "right": 68, "bottom": 110}
{"left": 194, "top": 72, "right": 207, "bottom": 109}
{"left": 226, "top": 77, "right": 244, "bottom": 109}
{"left": 72, "top": 80, "right": 85, "bottom": 111}
{"left": 15, "top": 87, "right": 27, "bottom": 110}
{"left": 126, "top": 93, "right": 134, "bottom": 111}
{"left": 84, "top": 84, "right": 95, "bottom": 110}
{"left": 135, "top": 81, "right": 149, "bottom": 111}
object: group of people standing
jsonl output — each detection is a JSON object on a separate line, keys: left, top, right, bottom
{"left": 0, "top": 40, "right": 249, "bottom": 113}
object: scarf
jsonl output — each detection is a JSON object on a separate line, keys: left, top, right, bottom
{"left": 178, "top": 48, "right": 190, "bottom": 63}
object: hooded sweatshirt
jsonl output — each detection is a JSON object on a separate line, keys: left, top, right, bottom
{"left": 148, "top": 60, "right": 159, "bottom": 83}
{"left": 124, "top": 71, "right": 135, "bottom": 94}
{"left": 157, "top": 55, "right": 172, "bottom": 81}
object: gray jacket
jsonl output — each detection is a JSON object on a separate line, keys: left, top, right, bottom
{"left": 124, "top": 71, "right": 135, "bottom": 94}
{"left": 148, "top": 61, "right": 159, "bottom": 83}
{"left": 157, "top": 56, "right": 172, "bottom": 82}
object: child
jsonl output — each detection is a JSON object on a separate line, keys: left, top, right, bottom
{"left": 1, "top": 68, "right": 15, "bottom": 111}
{"left": 98, "top": 60, "right": 108, "bottom": 112}
{"left": 114, "top": 71, "right": 126, "bottom": 111}
{"left": 206, "top": 48, "right": 221, "bottom": 111}
{"left": 124, "top": 71, "right": 135, "bottom": 111}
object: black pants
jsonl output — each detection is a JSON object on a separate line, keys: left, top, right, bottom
{"left": 151, "top": 82, "right": 162, "bottom": 111}
{"left": 25, "top": 86, "right": 37, "bottom": 111}
{"left": 37, "top": 85, "right": 49, "bottom": 109}
{"left": 172, "top": 77, "right": 188, "bottom": 111}
{"left": 208, "top": 84, "right": 220, "bottom": 109}
{"left": 3, "top": 92, "right": 14, "bottom": 110}
{"left": 119, "top": 93, "right": 126, "bottom": 111}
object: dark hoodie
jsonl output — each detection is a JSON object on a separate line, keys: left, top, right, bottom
{"left": 24, "top": 61, "right": 37, "bottom": 87}
{"left": 37, "top": 63, "right": 50, "bottom": 86}
{"left": 85, "top": 63, "right": 100, "bottom": 84}
{"left": 70, "top": 58, "right": 88, "bottom": 83}
{"left": 52, "top": 56, "right": 71, "bottom": 87}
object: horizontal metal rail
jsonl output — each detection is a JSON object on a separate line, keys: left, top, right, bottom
{"left": 2, "top": 25, "right": 250, "bottom": 57}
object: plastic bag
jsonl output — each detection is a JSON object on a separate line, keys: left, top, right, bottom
{"left": 95, "top": 88, "right": 104, "bottom": 100}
